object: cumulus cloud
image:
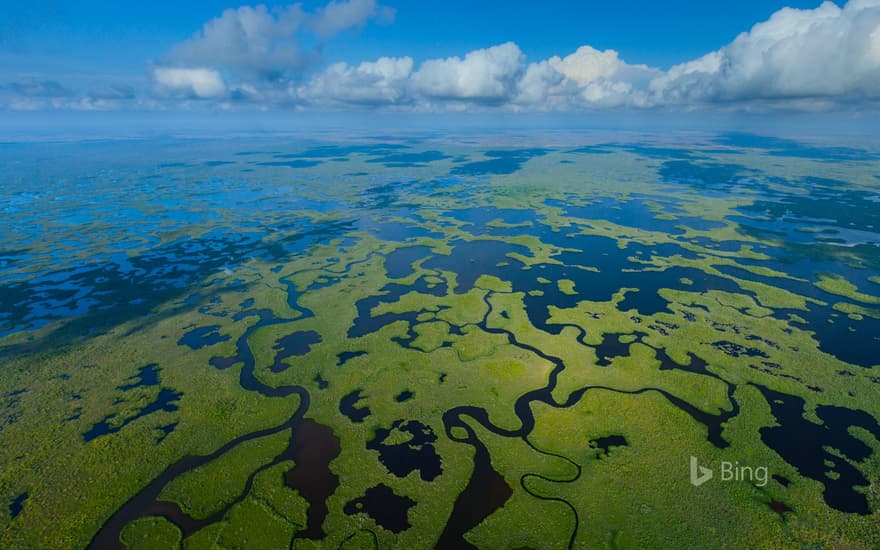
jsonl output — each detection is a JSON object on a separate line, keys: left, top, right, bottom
{"left": 153, "top": 67, "right": 227, "bottom": 99}
{"left": 296, "top": 42, "right": 659, "bottom": 110}
{"left": 164, "top": 0, "right": 391, "bottom": 82}
{"left": 142, "top": 0, "right": 880, "bottom": 112}
{"left": 9, "top": 0, "right": 880, "bottom": 112}
{"left": 549, "top": 46, "right": 627, "bottom": 86}
{"left": 650, "top": 0, "right": 880, "bottom": 104}
{"left": 167, "top": 5, "right": 308, "bottom": 81}
{"left": 411, "top": 42, "right": 525, "bottom": 102}
{"left": 513, "top": 60, "right": 564, "bottom": 106}
{"left": 295, "top": 41, "right": 653, "bottom": 109}
{"left": 301, "top": 56, "right": 413, "bottom": 105}
{"left": 544, "top": 46, "right": 661, "bottom": 108}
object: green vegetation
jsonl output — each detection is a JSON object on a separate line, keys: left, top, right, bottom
{"left": 817, "top": 273, "right": 880, "bottom": 304}
{"left": 1, "top": 137, "right": 879, "bottom": 549}
{"left": 159, "top": 430, "right": 291, "bottom": 520}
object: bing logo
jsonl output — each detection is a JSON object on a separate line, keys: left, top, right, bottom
{"left": 689, "top": 456, "right": 768, "bottom": 487}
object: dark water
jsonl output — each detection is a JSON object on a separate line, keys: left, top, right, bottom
{"left": 0, "top": 216, "right": 352, "bottom": 346}
{"left": 395, "top": 390, "right": 414, "bottom": 402}
{"left": 367, "top": 420, "right": 443, "bottom": 481}
{"left": 83, "top": 388, "right": 183, "bottom": 442}
{"left": 548, "top": 196, "right": 723, "bottom": 234}
{"left": 385, "top": 246, "right": 433, "bottom": 278}
{"left": 9, "top": 492, "right": 27, "bottom": 519}
{"left": 451, "top": 148, "right": 550, "bottom": 176}
{"left": 178, "top": 325, "right": 230, "bottom": 350}
{"left": 715, "top": 133, "right": 877, "bottom": 162}
{"left": 366, "top": 150, "right": 452, "bottom": 167}
{"left": 270, "top": 330, "right": 322, "bottom": 373}
{"left": 343, "top": 484, "right": 416, "bottom": 533}
{"left": 116, "top": 364, "right": 160, "bottom": 391}
{"left": 755, "top": 384, "right": 880, "bottom": 514}
{"left": 589, "top": 435, "right": 628, "bottom": 455}
{"left": 339, "top": 390, "right": 371, "bottom": 423}
{"left": 287, "top": 419, "right": 342, "bottom": 540}
{"left": 336, "top": 350, "right": 367, "bottom": 366}
{"left": 438, "top": 411, "right": 513, "bottom": 550}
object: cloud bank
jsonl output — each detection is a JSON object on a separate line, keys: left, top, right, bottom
{"left": 3, "top": 0, "right": 879, "bottom": 112}
{"left": 650, "top": 0, "right": 880, "bottom": 105}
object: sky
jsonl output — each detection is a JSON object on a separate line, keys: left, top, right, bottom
{"left": 0, "top": 0, "right": 879, "bottom": 114}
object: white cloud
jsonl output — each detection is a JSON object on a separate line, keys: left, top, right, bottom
{"left": 302, "top": 56, "right": 413, "bottom": 105}
{"left": 411, "top": 42, "right": 525, "bottom": 102}
{"left": 311, "top": 0, "right": 394, "bottom": 38}
{"left": 9, "top": 0, "right": 880, "bottom": 113}
{"left": 167, "top": 5, "right": 308, "bottom": 81}
{"left": 549, "top": 46, "right": 625, "bottom": 87}
{"left": 143, "top": 0, "right": 880, "bottom": 112}
{"left": 164, "top": 1, "right": 391, "bottom": 81}
{"left": 513, "top": 60, "right": 564, "bottom": 106}
{"left": 153, "top": 67, "right": 227, "bottom": 98}
{"left": 292, "top": 42, "right": 660, "bottom": 110}
{"left": 650, "top": 0, "right": 880, "bottom": 104}
{"left": 545, "top": 46, "right": 661, "bottom": 108}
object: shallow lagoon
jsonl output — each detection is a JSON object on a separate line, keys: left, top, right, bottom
{"left": 1, "top": 131, "right": 879, "bottom": 548}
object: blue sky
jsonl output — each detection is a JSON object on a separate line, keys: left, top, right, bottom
{"left": 2, "top": 1, "right": 823, "bottom": 74}
{"left": 1, "top": 0, "right": 878, "bottom": 113}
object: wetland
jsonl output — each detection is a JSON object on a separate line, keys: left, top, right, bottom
{"left": 1, "top": 130, "right": 879, "bottom": 548}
